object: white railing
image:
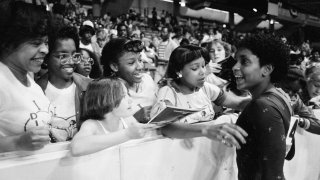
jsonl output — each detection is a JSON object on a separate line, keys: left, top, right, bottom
{"left": 0, "top": 135, "right": 237, "bottom": 180}
{"left": 1, "top": 112, "right": 320, "bottom": 180}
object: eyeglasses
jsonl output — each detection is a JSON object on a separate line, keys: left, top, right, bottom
{"left": 53, "top": 53, "right": 82, "bottom": 65}
{"left": 80, "top": 57, "right": 94, "bottom": 65}
{"left": 123, "top": 40, "right": 144, "bottom": 53}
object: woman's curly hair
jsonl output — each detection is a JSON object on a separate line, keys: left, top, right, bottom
{"left": 0, "top": 1, "right": 51, "bottom": 56}
{"left": 237, "top": 33, "right": 290, "bottom": 83}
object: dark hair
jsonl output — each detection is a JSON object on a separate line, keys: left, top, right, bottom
{"left": 117, "top": 23, "right": 127, "bottom": 31}
{"left": 101, "top": 38, "right": 143, "bottom": 77}
{"left": 76, "top": 48, "right": 103, "bottom": 79}
{"left": 79, "top": 25, "right": 95, "bottom": 37}
{"left": 311, "top": 47, "right": 320, "bottom": 55}
{"left": 48, "top": 25, "right": 80, "bottom": 54}
{"left": 165, "top": 45, "right": 210, "bottom": 80}
{"left": 0, "top": 1, "right": 51, "bottom": 56}
{"left": 117, "top": 23, "right": 128, "bottom": 37}
{"left": 289, "top": 53, "right": 304, "bottom": 66}
{"left": 306, "top": 64, "right": 320, "bottom": 78}
{"left": 280, "top": 65, "right": 306, "bottom": 92}
{"left": 180, "top": 38, "right": 190, "bottom": 46}
{"left": 79, "top": 78, "right": 125, "bottom": 128}
{"left": 237, "top": 34, "right": 290, "bottom": 83}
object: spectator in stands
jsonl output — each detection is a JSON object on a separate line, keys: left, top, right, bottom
{"left": 95, "top": 28, "right": 108, "bottom": 57}
{"left": 117, "top": 23, "right": 129, "bottom": 38}
{"left": 152, "top": 7, "right": 157, "bottom": 28}
{"left": 180, "top": 38, "right": 190, "bottom": 46}
{"left": 302, "top": 65, "right": 320, "bottom": 107}
{"left": 213, "top": 28, "right": 222, "bottom": 41}
{"left": 101, "top": 38, "right": 158, "bottom": 122}
{"left": 132, "top": 25, "right": 141, "bottom": 38}
{"left": 79, "top": 24, "right": 100, "bottom": 56}
{"left": 75, "top": 48, "right": 103, "bottom": 79}
{"left": 71, "top": 78, "right": 154, "bottom": 156}
{"left": 233, "top": 34, "right": 291, "bottom": 180}
{"left": 172, "top": 26, "right": 184, "bottom": 45}
{"left": 154, "top": 26, "right": 179, "bottom": 83}
{"left": 280, "top": 35, "right": 288, "bottom": 44}
{"left": 279, "top": 66, "right": 320, "bottom": 135}
{"left": 205, "top": 40, "right": 239, "bottom": 94}
{"left": 309, "top": 47, "right": 320, "bottom": 66}
{"left": 140, "top": 32, "right": 145, "bottom": 39}
{"left": 141, "top": 37, "right": 158, "bottom": 63}
{"left": 0, "top": 1, "right": 52, "bottom": 152}
{"left": 37, "top": 26, "right": 92, "bottom": 141}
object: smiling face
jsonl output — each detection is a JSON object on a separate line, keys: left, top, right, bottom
{"left": 233, "top": 48, "right": 265, "bottom": 92}
{"left": 209, "top": 42, "right": 226, "bottom": 63}
{"left": 114, "top": 51, "right": 144, "bottom": 86}
{"left": 312, "top": 51, "right": 320, "bottom": 62}
{"left": 180, "top": 57, "right": 207, "bottom": 90}
{"left": 6, "top": 36, "right": 48, "bottom": 73}
{"left": 48, "top": 38, "right": 77, "bottom": 81}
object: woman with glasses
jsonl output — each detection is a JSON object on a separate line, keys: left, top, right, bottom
{"left": 75, "top": 48, "right": 103, "bottom": 79}
{"left": 37, "top": 25, "right": 92, "bottom": 141}
{"left": 0, "top": 1, "right": 52, "bottom": 152}
{"left": 101, "top": 38, "right": 158, "bottom": 123}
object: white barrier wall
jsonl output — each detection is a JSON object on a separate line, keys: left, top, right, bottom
{"left": 1, "top": 113, "right": 320, "bottom": 180}
{"left": 0, "top": 136, "right": 237, "bottom": 180}
{"left": 284, "top": 110, "right": 320, "bottom": 180}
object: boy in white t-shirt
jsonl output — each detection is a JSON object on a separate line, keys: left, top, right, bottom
{"left": 37, "top": 26, "right": 91, "bottom": 141}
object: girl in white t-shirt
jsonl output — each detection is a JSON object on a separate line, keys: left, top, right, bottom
{"left": 71, "top": 78, "right": 154, "bottom": 156}
{"left": 100, "top": 38, "right": 158, "bottom": 123}
{"left": 153, "top": 45, "right": 250, "bottom": 124}
{"left": 153, "top": 45, "right": 250, "bottom": 149}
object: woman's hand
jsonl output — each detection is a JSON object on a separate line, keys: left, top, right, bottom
{"left": 201, "top": 123, "right": 247, "bottom": 149}
{"left": 206, "top": 62, "right": 222, "bottom": 75}
{"left": 16, "top": 126, "right": 51, "bottom": 151}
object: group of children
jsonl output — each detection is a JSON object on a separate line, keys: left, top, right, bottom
{"left": 2, "top": 1, "right": 320, "bottom": 180}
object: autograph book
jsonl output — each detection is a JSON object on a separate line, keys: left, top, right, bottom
{"left": 147, "top": 105, "right": 201, "bottom": 125}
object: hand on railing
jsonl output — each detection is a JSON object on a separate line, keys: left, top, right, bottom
{"left": 16, "top": 126, "right": 51, "bottom": 151}
{"left": 201, "top": 123, "right": 247, "bottom": 149}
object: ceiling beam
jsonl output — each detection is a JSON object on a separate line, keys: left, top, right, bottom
{"left": 289, "top": 0, "right": 320, "bottom": 5}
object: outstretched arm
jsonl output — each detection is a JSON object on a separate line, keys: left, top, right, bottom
{"left": 216, "top": 89, "right": 251, "bottom": 111}
{"left": 71, "top": 121, "right": 152, "bottom": 156}
{"left": 292, "top": 95, "right": 320, "bottom": 134}
{"left": 161, "top": 122, "right": 247, "bottom": 149}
